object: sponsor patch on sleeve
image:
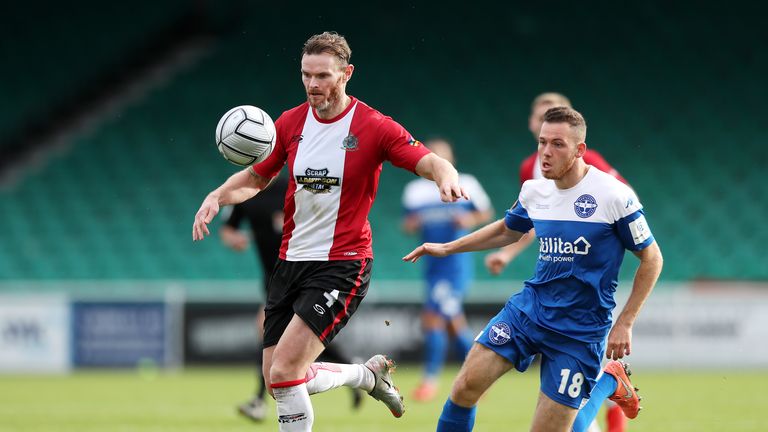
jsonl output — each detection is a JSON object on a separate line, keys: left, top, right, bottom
{"left": 628, "top": 215, "right": 652, "bottom": 245}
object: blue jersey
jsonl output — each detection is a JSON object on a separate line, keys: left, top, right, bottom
{"left": 504, "top": 167, "right": 654, "bottom": 343}
{"left": 403, "top": 174, "right": 492, "bottom": 279}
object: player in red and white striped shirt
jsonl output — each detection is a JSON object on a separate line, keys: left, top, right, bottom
{"left": 192, "top": 32, "right": 467, "bottom": 431}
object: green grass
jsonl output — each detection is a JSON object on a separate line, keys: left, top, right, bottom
{"left": 1, "top": 366, "right": 766, "bottom": 431}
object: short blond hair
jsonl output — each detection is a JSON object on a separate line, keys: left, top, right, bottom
{"left": 531, "top": 92, "right": 572, "bottom": 110}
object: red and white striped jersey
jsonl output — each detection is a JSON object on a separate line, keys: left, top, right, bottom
{"left": 252, "top": 96, "right": 431, "bottom": 261}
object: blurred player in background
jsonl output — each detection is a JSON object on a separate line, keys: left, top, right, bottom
{"left": 404, "top": 107, "right": 663, "bottom": 432}
{"left": 193, "top": 32, "right": 468, "bottom": 431}
{"left": 485, "top": 92, "right": 630, "bottom": 432}
{"left": 221, "top": 175, "right": 363, "bottom": 421}
{"left": 401, "top": 139, "right": 493, "bottom": 402}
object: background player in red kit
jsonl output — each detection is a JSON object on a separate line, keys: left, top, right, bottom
{"left": 485, "top": 93, "right": 629, "bottom": 432}
{"left": 192, "top": 32, "right": 468, "bottom": 431}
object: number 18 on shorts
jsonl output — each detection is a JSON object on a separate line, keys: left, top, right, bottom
{"left": 475, "top": 305, "right": 603, "bottom": 409}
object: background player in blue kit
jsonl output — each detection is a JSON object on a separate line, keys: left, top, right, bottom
{"left": 402, "top": 139, "right": 493, "bottom": 402}
{"left": 403, "top": 107, "right": 663, "bottom": 431}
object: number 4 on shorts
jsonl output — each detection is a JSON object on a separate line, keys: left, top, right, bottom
{"left": 558, "top": 368, "right": 584, "bottom": 398}
{"left": 323, "top": 290, "right": 340, "bottom": 307}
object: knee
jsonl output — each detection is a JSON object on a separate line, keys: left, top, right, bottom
{"left": 450, "top": 372, "right": 484, "bottom": 406}
{"left": 269, "top": 356, "right": 306, "bottom": 385}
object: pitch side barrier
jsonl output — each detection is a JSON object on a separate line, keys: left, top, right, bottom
{"left": 1, "top": 281, "right": 768, "bottom": 371}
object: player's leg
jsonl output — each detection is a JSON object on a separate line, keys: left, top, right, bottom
{"left": 285, "top": 258, "right": 404, "bottom": 417}
{"left": 447, "top": 313, "right": 474, "bottom": 361}
{"left": 297, "top": 258, "right": 374, "bottom": 397}
{"left": 269, "top": 315, "right": 325, "bottom": 432}
{"left": 529, "top": 391, "right": 579, "bottom": 432}
{"left": 437, "top": 306, "right": 536, "bottom": 432}
{"left": 414, "top": 309, "right": 448, "bottom": 401}
{"left": 536, "top": 331, "right": 603, "bottom": 432}
{"left": 436, "top": 343, "right": 515, "bottom": 431}
{"left": 573, "top": 360, "right": 641, "bottom": 430}
{"left": 445, "top": 277, "right": 474, "bottom": 362}
{"left": 316, "top": 343, "right": 364, "bottom": 409}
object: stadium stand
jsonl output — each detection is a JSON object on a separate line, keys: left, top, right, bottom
{"left": 0, "top": 2, "right": 766, "bottom": 285}
{"left": 0, "top": 1, "right": 192, "bottom": 146}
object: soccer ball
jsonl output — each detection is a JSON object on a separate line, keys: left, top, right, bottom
{"left": 215, "top": 105, "right": 276, "bottom": 166}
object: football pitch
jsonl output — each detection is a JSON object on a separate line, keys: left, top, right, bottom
{"left": 1, "top": 366, "right": 765, "bottom": 431}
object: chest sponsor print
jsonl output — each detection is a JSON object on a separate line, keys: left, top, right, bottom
{"left": 296, "top": 167, "right": 340, "bottom": 194}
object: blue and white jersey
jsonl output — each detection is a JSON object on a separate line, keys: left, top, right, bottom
{"left": 403, "top": 174, "right": 492, "bottom": 279}
{"left": 504, "top": 167, "right": 654, "bottom": 342}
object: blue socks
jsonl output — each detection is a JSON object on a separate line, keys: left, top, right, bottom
{"left": 572, "top": 373, "right": 617, "bottom": 432}
{"left": 425, "top": 329, "right": 448, "bottom": 378}
{"left": 437, "top": 398, "right": 476, "bottom": 431}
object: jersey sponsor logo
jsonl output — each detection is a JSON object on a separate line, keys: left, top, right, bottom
{"left": 574, "top": 194, "right": 598, "bottom": 218}
{"left": 488, "top": 322, "right": 511, "bottom": 345}
{"left": 628, "top": 215, "right": 651, "bottom": 245}
{"left": 538, "top": 236, "right": 591, "bottom": 262}
{"left": 341, "top": 134, "right": 359, "bottom": 151}
{"left": 296, "top": 167, "right": 340, "bottom": 194}
{"left": 343, "top": 251, "right": 358, "bottom": 256}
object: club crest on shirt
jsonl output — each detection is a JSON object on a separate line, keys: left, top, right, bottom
{"left": 488, "top": 322, "right": 511, "bottom": 345}
{"left": 341, "top": 134, "right": 358, "bottom": 151}
{"left": 574, "top": 194, "right": 598, "bottom": 218}
{"left": 296, "top": 167, "right": 340, "bottom": 194}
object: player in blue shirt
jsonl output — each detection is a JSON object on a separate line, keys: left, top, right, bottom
{"left": 403, "top": 107, "right": 663, "bottom": 431}
{"left": 402, "top": 139, "right": 493, "bottom": 402}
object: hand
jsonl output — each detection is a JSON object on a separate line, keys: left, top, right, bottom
{"left": 438, "top": 181, "right": 469, "bottom": 203}
{"left": 192, "top": 195, "right": 220, "bottom": 241}
{"left": 402, "top": 215, "right": 421, "bottom": 234}
{"left": 402, "top": 242, "right": 451, "bottom": 263}
{"left": 484, "top": 251, "right": 510, "bottom": 275}
{"left": 222, "top": 230, "right": 249, "bottom": 251}
{"left": 453, "top": 213, "right": 476, "bottom": 230}
{"left": 606, "top": 321, "right": 632, "bottom": 360}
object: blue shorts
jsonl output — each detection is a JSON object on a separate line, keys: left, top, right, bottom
{"left": 424, "top": 276, "right": 468, "bottom": 319}
{"left": 475, "top": 304, "right": 604, "bottom": 409}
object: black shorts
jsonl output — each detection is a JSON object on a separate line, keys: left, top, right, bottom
{"left": 263, "top": 258, "right": 372, "bottom": 348}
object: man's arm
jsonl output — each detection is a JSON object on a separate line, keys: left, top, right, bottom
{"left": 605, "top": 241, "right": 663, "bottom": 360}
{"left": 192, "top": 168, "right": 272, "bottom": 241}
{"left": 414, "top": 153, "right": 469, "bottom": 203}
{"left": 403, "top": 219, "right": 525, "bottom": 262}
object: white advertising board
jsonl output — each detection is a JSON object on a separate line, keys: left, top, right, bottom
{"left": 0, "top": 294, "right": 71, "bottom": 373}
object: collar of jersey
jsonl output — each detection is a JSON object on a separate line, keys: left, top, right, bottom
{"left": 311, "top": 96, "right": 358, "bottom": 124}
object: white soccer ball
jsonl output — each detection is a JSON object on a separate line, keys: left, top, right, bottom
{"left": 215, "top": 105, "right": 276, "bottom": 166}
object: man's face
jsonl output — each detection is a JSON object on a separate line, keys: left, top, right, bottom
{"left": 537, "top": 122, "right": 582, "bottom": 180}
{"left": 528, "top": 103, "right": 554, "bottom": 138}
{"left": 301, "top": 53, "right": 350, "bottom": 113}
